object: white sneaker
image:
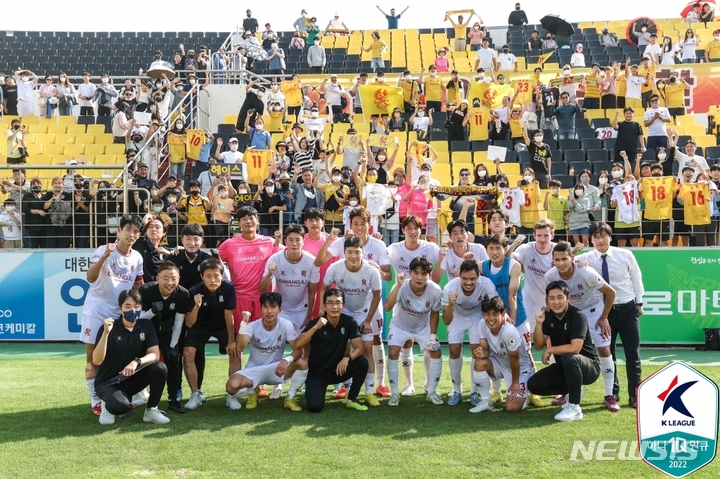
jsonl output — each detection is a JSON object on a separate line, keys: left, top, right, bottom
{"left": 560, "top": 387, "right": 587, "bottom": 409}
{"left": 226, "top": 394, "right": 242, "bottom": 410}
{"left": 131, "top": 388, "right": 150, "bottom": 407}
{"left": 388, "top": 394, "right": 400, "bottom": 406}
{"left": 426, "top": 392, "right": 444, "bottom": 405}
{"left": 401, "top": 386, "right": 415, "bottom": 397}
{"left": 469, "top": 400, "right": 494, "bottom": 413}
{"left": 185, "top": 391, "right": 203, "bottom": 410}
{"left": 269, "top": 386, "right": 283, "bottom": 400}
{"left": 555, "top": 403, "right": 584, "bottom": 422}
{"left": 143, "top": 407, "right": 170, "bottom": 425}
{"left": 99, "top": 401, "right": 115, "bottom": 425}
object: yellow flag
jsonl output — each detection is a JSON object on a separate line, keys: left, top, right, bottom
{"left": 186, "top": 129, "right": 205, "bottom": 160}
{"left": 358, "top": 84, "right": 404, "bottom": 115}
{"left": 536, "top": 50, "right": 556, "bottom": 65}
{"left": 466, "top": 83, "right": 514, "bottom": 109}
{"left": 341, "top": 133, "right": 361, "bottom": 149}
{"left": 368, "top": 134, "right": 391, "bottom": 148}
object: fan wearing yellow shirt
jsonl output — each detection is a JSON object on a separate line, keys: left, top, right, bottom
{"left": 363, "top": 31, "right": 387, "bottom": 73}
{"left": 167, "top": 121, "right": 188, "bottom": 180}
{"left": 268, "top": 101, "right": 285, "bottom": 132}
{"left": 543, "top": 180, "right": 568, "bottom": 240}
{"left": 281, "top": 74, "right": 303, "bottom": 122}
{"left": 662, "top": 72, "right": 690, "bottom": 117}
{"left": 464, "top": 99, "right": 491, "bottom": 141}
{"left": 705, "top": 30, "right": 720, "bottom": 62}
{"left": 640, "top": 165, "right": 676, "bottom": 247}
{"left": 582, "top": 64, "right": 602, "bottom": 110}
{"left": 638, "top": 56, "right": 656, "bottom": 108}
{"left": 508, "top": 108, "right": 524, "bottom": 143}
{"left": 419, "top": 65, "right": 446, "bottom": 113}
{"left": 615, "top": 65, "right": 627, "bottom": 109}
{"left": 519, "top": 171, "right": 542, "bottom": 237}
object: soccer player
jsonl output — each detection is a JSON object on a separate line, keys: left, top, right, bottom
{"left": 225, "top": 293, "right": 309, "bottom": 412}
{"left": 320, "top": 236, "right": 382, "bottom": 407}
{"left": 81, "top": 214, "right": 145, "bottom": 416}
{"left": 544, "top": 242, "right": 619, "bottom": 412}
{"left": 301, "top": 208, "right": 336, "bottom": 319}
{"left": 93, "top": 289, "right": 170, "bottom": 426}
{"left": 295, "top": 289, "right": 370, "bottom": 413}
{"left": 183, "top": 258, "right": 238, "bottom": 410}
{"left": 138, "top": 261, "right": 190, "bottom": 414}
{"left": 316, "top": 206, "right": 392, "bottom": 399}
{"left": 443, "top": 260, "right": 498, "bottom": 406}
{"left": 528, "top": 281, "right": 601, "bottom": 422}
{"left": 387, "top": 215, "right": 440, "bottom": 396}
{"left": 435, "top": 219, "right": 488, "bottom": 282}
{"left": 470, "top": 296, "right": 535, "bottom": 413}
{"left": 383, "top": 257, "right": 443, "bottom": 406}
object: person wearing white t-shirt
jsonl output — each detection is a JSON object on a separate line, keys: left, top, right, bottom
{"left": 570, "top": 44, "right": 586, "bottom": 68}
{"left": 81, "top": 215, "right": 145, "bottom": 416}
{"left": 680, "top": 31, "right": 699, "bottom": 63}
{"left": 643, "top": 34, "right": 662, "bottom": 64}
{"left": 496, "top": 45, "right": 518, "bottom": 71}
{"left": 643, "top": 94, "right": 672, "bottom": 149}
{"left": 659, "top": 36, "right": 680, "bottom": 65}
{"left": 77, "top": 72, "right": 97, "bottom": 116}
{"left": 435, "top": 219, "right": 488, "bottom": 282}
{"left": 474, "top": 38, "right": 497, "bottom": 71}
{"left": 675, "top": 140, "right": 710, "bottom": 183}
{"left": 215, "top": 137, "right": 248, "bottom": 186}
{"left": 624, "top": 63, "right": 648, "bottom": 109}
{"left": 13, "top": 70, "right": 38, "bottom": 117}
{"left": 224, "top": 293, "right": 309, "bottom": 412}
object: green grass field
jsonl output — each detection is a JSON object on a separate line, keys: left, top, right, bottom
{"left": 1, "top": 344, "right": 718, "bottom": 479}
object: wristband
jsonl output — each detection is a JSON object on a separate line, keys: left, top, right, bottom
{"left": 429, "top": 334, "right": 438, "bottom": 342}
{"left": 283, "top": 355, "right": 294, "bottom": 364}
{"left": 238, "top": 321, "right": 247, "bottom": 335}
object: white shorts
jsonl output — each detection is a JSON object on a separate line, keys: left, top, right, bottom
{"left": 387, "top": 322, "right": 430, "bottom": 351}
{"left": 232, "top": 362, "right": 285, "bottom": 388}
{"left": 447, "top": 318, "right": 480, "bottom": 345}
{"left": 584, "top": 305, "right": 611, "bottom": 348}
{"left": 80, "top": 313, "right": 104, "bottom": 345}
{"left": 279, "top": 311, "right": 305, "bottom": 334}
{"left": 17, "top": 100, "right": 36, "bottom": 118}
{"left": 488, "top": 357, "right": 533, "bottom": 398}
{"left": 346, "top": 310, "right": 382, "bottom": 341}
{"left": 523, "top": 299, "right": 545, "bottom": 332}
{"left": 515, "top": 321, "right": 532, "bottom": 352}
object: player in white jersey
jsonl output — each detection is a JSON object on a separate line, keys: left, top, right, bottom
{"left": 470, "top": 296, "right": 535, "bottom": 413}
{"left": 260, "top": 225, "right": 320, "bottom": 333}
{"left": 387, "top": 215, "right": 440, "bottom": 396}
{"left": 321, "top": 235, "right": 383, "bottom": 407}
{"left": 81, "top": 214, "right": 145, "bottom": 415}
{"left": 383, "top": 257, "right": 443, "bottom": 406}
{"left": 435, "top": 219, "right": 488, "bottom": 283}
{"left": 316, "top": 206, "right": 392, "bottom": 398}
{"left": 225, "top": 293, "right": 308, "bottom": 412}
{"left": 544, "top": 241, "right": 619, "bottom": 413}
{"left": 442, "top": 260, "right": 498, "bottom": 406}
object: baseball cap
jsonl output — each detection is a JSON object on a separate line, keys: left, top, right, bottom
{"left": 279, "top": 172, "right": 291, "bottom": 180}
{"left": 229, "top": 137, "right": 239, "bottom": 143}
{"left": 576, "top": 43, "right": 583, "bottom": 48}
{"left": 392, "top": 168, "right": 406, "bottom": 177}
{"left": 421, "top": 163, "right": 432, "bottom": 171}
{"left": 292, "top": 122, "right": 303, "bottom": 130}
{"left": 167, "top": 174, "right": 177, "bottom": 180}
{"left": 263, "top": 178, "right": 275, "bottom": 186}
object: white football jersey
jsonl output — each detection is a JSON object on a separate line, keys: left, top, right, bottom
{"left": 440, "top": 243, "right": 489, "bottom": 278}
{"left": 442, "top": 276, "right": 498, "bottom": 323}
{"left": 324, "top": 260, "right": 382, "bottom": 317}
{"left": 388, "top": 240, "right": 440, "bottom": 275}
{"left": 392, "top": 280, "right": 443, "bottom": 334}
{"left": 83, "top": 245, "right": 144, "bottom": 320}
{"left": 264, "top": 251, "right": 320, "bottom": 314}
{"left": 545, "top": 265, "right": 605, "bottom": 312}
{"left": 611, "top": 180, "right": 640, "bottom": 224}
{"left": 328, "top": 235, "right": 390, "bottom": 266}
{"left": 478, "top": 319, "right": 533, "bottom": 371}
{"left": 244, "top": 318, "right": 298, "bottom": 367}
{"left": 514, "top": 242, "right": 555, "bottom": 303}
{"left": 500, "top": 187, "right": 523, "bottom": 227}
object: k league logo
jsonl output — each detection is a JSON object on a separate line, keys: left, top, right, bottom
{"left": 637, "top": 361, "right": 719, "bottom": 478}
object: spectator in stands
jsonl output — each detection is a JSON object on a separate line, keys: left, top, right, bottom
{"left": 644, "top": 34, "right": 662, "bottom": 64}
{"left": 522, "top": 126, "right": 552, "bottom": 189}
{"left": 315, "top": 168, "right": 349, "bottom": 231}
{"left": 637, "top": 25, "right": 651, "bottom": 49}
{"left": 38, "top": 75, "right": 57, "bottom": 119}
{"left": 570, "top": 44, "right": 586, "bottom": 68}
{"left": 293, "top": 10, "right": 309, "bottom": 36}
{"left": 290, "top": 32, "right": 306, "bottom": 50}
{"left": 706, "top": 29, "right": 720, "bottom": 62}
{"left": 243, "top": 9, "right": 259, "bottom": 34}
{"left": 544, "top": 180, "right": 567, "bottom": 239}
{"left": 0, "top": 199, "right": 21, "bottom": 248}
{"left": 319, "top": 75, "right": 347, "bottom": 122}
{"left": 447, "top": 14, "right": 471, "bottom": 52}
{"left": 387, "top": 107, "right": 407, "bottom": 132}
{"left": 468, "top": 22, "right": 487, "bottom": 51}
{"left": 5, "top": 120, "right": 26, "bottom": 165}
{"left": 326, "top": 13, "right": 349, "bottom": 34}
{"left": 282, "top": 74, "right": 303, "bottom": 122}
{"left": 420, "top": 66, "right": 445, "bottom": 113}
{"left": 446, "top": 70, "right": 464, "bottom": 105}
{"left": 307, "top": 37, "right": 326, "bottom": 73}
{"left": 378, "top": 6, "right": 409, "bottom": 29}
{"left": 567, "top": 183, "right": 592, "bottom": 246}
{"left": 133, "top": 163, "right": 160, "bottom": 215}
{"left": 293, "top": 168, "right": 325, "bottom": 221}
{"left": 245, "top": 116, "right": 272, "bottom": 150}
{"left": 178, "top": 180, "right": 211, "bottom": 238}
{"left": 701, "top": 3, "right": 715, "bottom": 25}
{"left": 434, "top": 49, "right": 450, "bottom": 73}
{"left": 255, "top": 178, "right": 286, "bottom": 236}
{"left": 364, "top": 31, "right": 387, "bottom": 73}
{"left": 491, "top": 95, "right": 511, "bottom": 141}
{"left": 676, "top": 139, "right": 710, "bottom": 182}
{"left": 447, "top": 99, "right": 469, "bottom": 143}
{"left": 451, "top": 168, "right": 475, "bottom": 227}
{"left": 93, "top": 74, "right": 117, "bottom": 117}
{"left": 235, "top": 80, "right": 265, "bottom": 133}
{"left": 3, "top": 76, "right": 18, "bottom": 116}
{"left": 578, "top": 169, "right": 602, "bottom": 221}
{"left": 612, "top": 108, "right": 646, "bottom": 163}
{"left": 624, "top": 61, "right": 648, "bottom": 109}
{"left": 582, "top": 64, "right": 602, "bottom": 110}
{"left": 508, "top": 3, "right": 528, "bottom": 27}
{"left": 112, "top": 103, "right": 135, "bottom": 144}
{"left": 306, "top": 17, "right": 321, "bottom": 45}
{"left": 680, "top": 29, "right": 700, "bottom": 63}
{"left": 685, "top": 3, "right": 702, "bottom": 23}
{"left": 265, "top": 40, "right": 285, "bottom": 79}
{"left": 71, "top": 175, "right": 92, "bottom": 248}
{"left": 644, "top": 94, "right": 671, "bottom": 150}
{"left": 240, "top": 31, "right": 261, "bottom": 71}
{"left": 542, "top": 33, "right": 558, "bottom": 51}
{"left": 660, "top": 36, "right": 680, "bottom": 65}
{"left": 167, "top": 120, "right": 188, "bottom": 180}
{"left": 527, "top": 30, "right": 543, "bottom": 52}
{"left": 497, "top": 44, "right": 518, "bottom": 72}
{"left": 14, "top": 70, "right": 37, "bottom": 118}
{"left": 663, "top": 72, "right": 691, "bottom": 118}
{"left": 410, "top": 106, "right": 433, "bottom": 141}
{"left": 208, "top": 183, "right": 234, "bottom": 244}
{"left": 22, "top": 178, "right": 47, "bottom": 248}
{"left": 474, "top": 38, "right": 496, "bottom": 71}
{"left": 599, "top": 27, "right": 619, "bottom": 47}
{"left": 601, "top": 64, "right": 619, "bottom": 110}
{"left": 42, "top": 177, "right": 72, "bottom": 248}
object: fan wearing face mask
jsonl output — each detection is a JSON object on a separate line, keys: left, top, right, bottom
{"left": 235, "top": 79, "right": 266, "bottom": 133}
{"left": 245, "top": 116, "right": 272, "bottom": 150}
{"left": 609, "top": 157, "right": 641, "bottom": 247}
{"left": 611, "top": 107, "right": 646, "bottom": 163}
{"left": 567, "top": 182, "right": 592, "bottom": 247}
{"left": 92, "top": 73, "right": 118, "bottom": 117}
{"left": 12, "top": 69, "right": 38, "bottom": 117}
{"left": 166, "top": 120, "right": 188, "bottom": 180}
{"left": 0, "top": 199, "right": 22, "bottom": 248}
{"left": 522, "top": 128, "right": 552, "bottom": 189}
{"left": 316, "top": 168, "right": 350, "bottom": 233}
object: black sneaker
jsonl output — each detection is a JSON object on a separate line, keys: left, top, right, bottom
{"left": 168, "top": 400, "right": 186, "bottom": 414}
{"left": 629, "top": 397, "right": 637, "bottom": 409}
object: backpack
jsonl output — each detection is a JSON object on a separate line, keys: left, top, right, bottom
{"left": 49, "top": 198, "right": 72, "bottom": 226}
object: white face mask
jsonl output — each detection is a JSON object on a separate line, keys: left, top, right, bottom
{"left": 265, "top": 186, "right": 275, "bottom": 195}
{"left": 658, "top": 152, "right": 667, "bottom": 160}
{"left": 311, "top": 111, "right": 319, "bottom": 118}
{"left": 404, "top": 75, "right": 410, "bottom": 80}
{"left": 175, "top": 122, "right": 183, "bottom": 129}
{"left": 599, "top": 177, "right": 608, "bottom": 185}
{"left": 574, "top": 189, "right": 584, "bottom": 196}
{"left": 167, "top": 197, "right": 177, "bottom": 204}
{"left": 429, "top": 72, "right": 436, "bottom": 77}
{"left": 523, "top": 175, "right": 533, "bottom": 183}
{"left": 220, "top": 191, "right": 229, "bottom": 198}
{"left": 550, "top": 188, "right": 559, "bottom": 195}
{"left": 189, "top": 79, "right": 196, "bottom": 86}
{"left": 101, "top": 78, "right": 108, "bottom": 83}
{"left": 389, "top": 187, "right": 398, "bottom": 195}
{"left": 418, "top": 183, "right": 428, "bottom": 191}
{"left": 238, "top": 189, "right": 248, "bottom": 194}
{"left": 349, "top": 200, "right": 358, "bottom": 207}
{"left": 332, "top": 175, "right": 341, "bottom": 182}
{"left": 5, "top": 206, "right": 15, "bottom": 213}
{"left": 417, "top": 111, "right": 424, "bottom": 117}
{"left": 255, "top": 124, "right": 263, "bottom": 131}
{"left": 479, "top": 170, "right": 487, "bottom": 178}
{"left": 230, "top": 144, "right": 238, "bottom": 151}
{"left": 534, "top": 135, "right": 543, "bottom": 142}
{"left": 563, "top": 69, "right": 571, "bottom": 75}
{"left": 612, "top": 170, "right": 623, "bottom": 179}
{"left": 377, "top": 155, "right": 386, "bottom": 161}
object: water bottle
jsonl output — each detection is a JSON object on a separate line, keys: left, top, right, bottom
{"left": 569, "top": 165, "right": 575, "bottom": 177}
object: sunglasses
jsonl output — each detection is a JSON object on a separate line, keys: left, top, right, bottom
{"left": 460, "top": 173, "right": 470, "bottom": 177}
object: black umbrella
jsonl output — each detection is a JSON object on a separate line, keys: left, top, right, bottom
{"left": 540, "top": 15, "right": 575, "bottom": 37}
{"left": 625, "top": 17, "right": 659, "bottom": 47}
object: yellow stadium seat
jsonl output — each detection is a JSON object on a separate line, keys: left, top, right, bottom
{"left": 2, "top": 115, "right": 19, "bottom": 125}
{"left": 42, "top": 144, "right": 64, "bottom": 155}
{"left": 452, "top": 151, "right": 473, "bottom": 163}
{"left": 23, "top": 116, "right": 40, "bottom": 125}
{"left": 32, "top": 133, "right": 56, "bottom": 144}
{"left": 23, "top": 169, "right": 39, "bottom": 180}
{"left": 585, "top": 109, "right": 605, "bottom": 121}
{"left": 57, "top": 116, "right": 77, "bottom": 125}
{"left": 26, "top": 144, "right": 43, "bottom": 156}
{"left": 29, "top": 124, "right": 48, "bottom": 134}
{"left": 95, "top": 134, "right": 114, "bottom": 144}
{"left": 223, "top": 113, "right": 237, "bottom": 124}
{"left": 94, "top": 154, "right": 117, "bottom": 165}
{"left": 432, "top": 163, "right": 451, "bottom": 177}
{"left": 47, "top": 124, "right": 68, "bottom": 134}
{"left": 66, "top": 124, "right": 86, "bottom": 134}
{"left": 63, "top": 144, "right": 85, "bottom": 156}
{"left": 682, "top": 124, "right": 706, "bottom": 137}
{"left": 87, "top": 125, "right": 107, "bottom": 136}
{"left": 84, "top": 144, "right": 105, "bottom": 156}
{"left": 430, "top": 141, "right": 448, "bottom": 152}
{"left": 28, "top": 154, "right": 52, "bottom": 166}
{"left": 105, "top": 143, "right": 126, "bottom": 156}
{"left": 74, "top": 133, "right": 95, "bottom": 144}
{"left": 501, "top": 163, "right": 520, "bottom": 176}
{"left": 473, "top": 151, "right": 488, "bottom": 162}
{"left": 696, "top": 135, "right": 717, "bottom": 149}
{"left": 55, "top": 134, "right": 74, "bottom": 145}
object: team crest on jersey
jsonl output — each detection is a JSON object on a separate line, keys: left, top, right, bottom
{"left": 500, "top": 342, "right": 505, "bottom": 349}
{"left": 578, "top": 284, "right": 583, "bottom": 290}
{"left": 219, "top": 296, "right": 224, "bottom": 303}
{"left": 277, "top": 335, "right": 282, "bottom": 342}
{"left": 368, "top": 254, "right": 373, "bottom": 260}
{"left": 301, "top": 270, "right": 307, "bottom": 277}
{"left": 531, "top": 258, "right": 536, "bottom": 263}
{"left": 140, "top": 332, "right": 145, "bottom": 341}
{"left": 405, "top": 299, "right": 411, "bottom": 304}
{"left": 130, "top": 265, "right": 135, "bottom": 272}
{"left": 340, "top": 327, "right": 345, "bottom": 334}
{"left": 84, "top": 328, "right": 91, "bottom": 336}
{"left": 111, "top": 263, "right": 117, "bottom": 269}
{"left": 400, "top": 257, "right": 405, "bottom": 262}
{"left": 169, "top": 303, "right": 175, "bottom": 311}
{"left": 425, "top": 301, "right": 430, "bottom": 308}
{"left": 281, "top": 270, "right": 286, "bottom": 275}
{"left": 339, "top": 279, "right": 345, "bottom": 284}
{"left": 116, "top": 335, "right": 122, "bottom": 341}
{"left": 507, "top": 337, "right": 516, "bottom": 348}
{"left": 362, "top": 279, "right": 367, "bottom": 286}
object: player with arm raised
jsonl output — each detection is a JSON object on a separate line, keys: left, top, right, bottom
{"left": 383, "top": 257, "right": 443, "bottom": 406}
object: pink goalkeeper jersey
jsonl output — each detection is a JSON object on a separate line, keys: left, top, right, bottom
{"left": 303, "top": 232, "right": 337, "bottom": 317}
{"left": 218, "top": 234, "right": 283, "bottom": 299}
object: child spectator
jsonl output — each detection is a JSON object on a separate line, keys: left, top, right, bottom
{"left": 543, "top": 180, "right": 567, "bottom": 241}
{"left": 0, "top": 199, "right": 22, "bottom": 248}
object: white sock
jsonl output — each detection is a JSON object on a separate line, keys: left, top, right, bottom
{"left": 288, "top": 369, "right": 308, "bottom": 399}
{"left": 492, "top": 377, "right": 502, "bottom": 394}
{"left": 344, "top": 379, "right": 352, "bottom": 388}
{"left": 401, "top": 347, "right": 414, "bottom": 389}
{"left": 387, "top": 359, "right": 400, "bottom": 395}
{"left": 364, "top": 373, "right": 375, "bottom": 395}
{"left": 373, "top": 344, "right": 386, "bottom": 387}
{"left": 231, "top": 387, "right": 250, "bottom": 398}
{"left": 470, "top": 360, "right": 477, "bottom": 394}
{"left": 472, "top": 370, "right": 491, "bottom": 402}
{"left": 87, "top": 379, "right": 99, "bottom": 406}
{"left": 428, "top": 357, "right": 442, "bottom": 394}
{"left": 422, "top": 350, "right": 429, "bottom": 389}
{"left": 449, "top": 357, "right": 463, "bottom": 395}
{"left": 600, "top": 356, "right": 615, "bottom": 396}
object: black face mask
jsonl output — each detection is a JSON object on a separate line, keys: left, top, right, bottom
{"left": 12, "top": 124, "right": 20, "bottom": 130}
{"left": 652, "top": 173, "right": 662, "bottom": 177}
{"left": 31, "top": 186, "right": 42, "bottom": 192}
{"left": 498, "top": 181, "right": 507, "bottom": 188}
{"left": 281, "top": 182, "right": 290, "bottom": 190}
{"left": 503, "top": 49, "right": 509, "bottom": 53}
{"left": 190, "top": 190, "right": 200, "bottom": 196}
{"left": 669, "top": 77, "right": 677, "bottom": 83}
{"left": 473, "top": 102, "right": 481, "bottom": 107}
{"left": 74, "top": 183, "right": 83, "bottom": 190}
{"left": 515, "top": 6, "right": 521, "bottom": 10}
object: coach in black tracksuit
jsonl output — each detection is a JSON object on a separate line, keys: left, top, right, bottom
{"left": 138, "top": 261, "right": 190, "bottom": 414}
